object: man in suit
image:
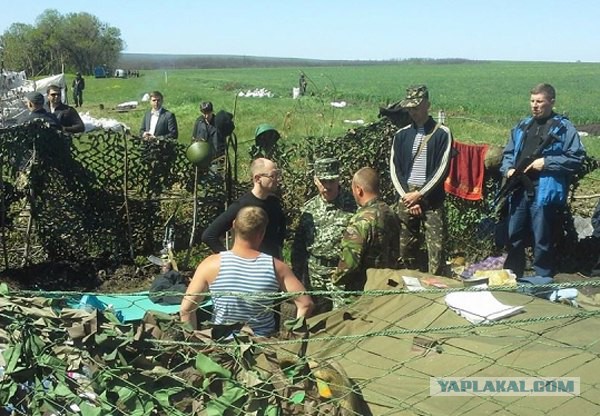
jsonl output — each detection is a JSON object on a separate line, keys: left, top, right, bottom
{"left": 139, "top": 91, "right": 178, "bottom": 141}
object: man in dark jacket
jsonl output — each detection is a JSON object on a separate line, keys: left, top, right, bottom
{"left": 72, "top": 72, "right": 85, "bottom": 107}
{"left": 23, "top": 91, "right": 61, "bottom": 130}
{"left": 139, "top": 91, "right": 178, "bottom": 141}
{"left": 46, "top": 84, "right": 85, "bottom": 133}
{"left": 390, "top": 85, "right": 453, "bottom": 276}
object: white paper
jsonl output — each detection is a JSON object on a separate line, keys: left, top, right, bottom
{"left": 445, "top": 291, "right": 524, "bottom": 324}
{"left": 402, "top": 276, "right": 425, "bottom": 292}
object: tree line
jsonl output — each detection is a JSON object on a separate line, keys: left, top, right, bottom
{"left": 0, "top": 9, "right": 123, "bottom": 77}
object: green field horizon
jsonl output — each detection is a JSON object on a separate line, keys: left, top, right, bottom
{"left": 81, "top": 61, "right": 600, "bottom": 163}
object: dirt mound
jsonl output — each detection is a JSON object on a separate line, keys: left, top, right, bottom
{"left": 0, "top": 259, "right": 161, "bottom": 293}
{"left": 577, "top": 123, "right": 600, "bottom": 136}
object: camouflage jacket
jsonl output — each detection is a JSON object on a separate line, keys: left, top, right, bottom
{"left": 291, "top": 190, "right": 356, "bottom": 290}
{"left": 333, "top": 198, "right": 400, "bottom": 291}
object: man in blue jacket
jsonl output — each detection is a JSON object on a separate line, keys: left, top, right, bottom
{"left": 500, "top": 83, "right": 586, "bottom": 279}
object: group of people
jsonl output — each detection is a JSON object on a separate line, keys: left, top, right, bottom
{"left": 182, "top": 82, "right": 588, "bottom": 337}
{"left": 23, "top": 80, "right": 589, "bottom": 337}
{"left": 23, "top": 83, "right": 86, "bottom": 134}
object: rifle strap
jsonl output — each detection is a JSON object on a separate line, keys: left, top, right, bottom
{"left": 412, "top": 123, "right": 440, "bottom": 165}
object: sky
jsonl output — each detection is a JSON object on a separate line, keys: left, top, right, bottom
{"left": 1, "top": 0, "right": 600, "bottom": 62}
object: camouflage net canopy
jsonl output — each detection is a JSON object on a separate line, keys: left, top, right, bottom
{"left": 0, "top": 121, "right": 233, "bottom": 269}
{"left": 0, "top": 117, "right": 597, "bottom": 274}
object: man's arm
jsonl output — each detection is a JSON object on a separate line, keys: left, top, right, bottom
{"left": 274, "top": 258, "right": 314, "bottom": 318}
{"left": 140, "top": 113, "right": 148, "bottom": 137}
{"left": 290, "top": 212, "right": 310, "bottom": 285}
{"left": 180, "top": 254, "right": 219, "bottom": 329}
{"left": 166, "top": 112, "right": 178, "bottom": 140}
{"left": 64, "top": 108, "right": 85, "bottom": 133}
{"left": 201, "top": 202, "right": 240, "bottom": 253}
{"left": 543, "top": 124, "right": 586, "bottom": 174}
{"left": 333, "top": 217, "right": 366, "bottom": 287}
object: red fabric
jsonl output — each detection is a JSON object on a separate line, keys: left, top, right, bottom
{"left": 444, "top": 141, "right": 488, "bottom": 201}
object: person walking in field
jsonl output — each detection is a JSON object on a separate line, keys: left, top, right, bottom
{"left": 72, "top": 72, "right": 85, "bottom": 108}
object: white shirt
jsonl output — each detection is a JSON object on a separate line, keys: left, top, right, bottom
{"left": 149, "top": 108, "right": 161, "bottom": 135}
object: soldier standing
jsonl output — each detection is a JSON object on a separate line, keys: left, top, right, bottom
{"left": 333, "top": 167, "right": 400, "bottom": 300}
{"left": 292, "top": 158, "right": 356, "bottom": 314}
{"left": 390, "top": 85, "right": 453, "bottom": 276}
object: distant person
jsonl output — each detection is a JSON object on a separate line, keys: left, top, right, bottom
{"left": 333, "top": 167, "right": 400, "bottom": 294}
{"left": 72, "top": 72, "right": 85, "bottom": 108}
{"left": 181, "top": 206, "right": 313, "bottom": 335}
{"left": 23, "top": 91, "right": 61, "bottom": 130}
{"left": 500, "top": 83, "right": 586, "bottom": 279}
{"left": 292, "top": 157, "right": 355, "bottom": 313}
{"left": 390, "top": 85, "right": 453, "bottom": 276}
{"left": 192, "top": 101, "right": 223, "bottom": 157}
{"left": 201, "top": 158, "right": 286, "bottom": 258}
{"left": 299, "top": 72, "right": 308, "bottom": 96}
{"left": 139, "top": 91, "right": 178, "bottom": 141}
{"left": 46, "top": 84, "right": 85, "bottom": 133}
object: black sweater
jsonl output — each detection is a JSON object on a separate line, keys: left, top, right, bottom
{"left": 201, "top": 191, "right": 286, "bottom": 258}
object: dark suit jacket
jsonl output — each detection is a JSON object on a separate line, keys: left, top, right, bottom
{"left": 47, "top": 103, "right": 85, "bottom": 133}
{"left": 140, "top": 108, "right": 178, "bottom": 140}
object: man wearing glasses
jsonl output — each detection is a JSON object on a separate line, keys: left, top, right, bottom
{"left": 192, "top": 101, "right": 222, "bottom": 156}
{"left": 201, "top": 158, "right": 286, "bottom": 259}
{"left": 140, "top": 91, "right": 178, "bottom": 141}
{"left": 46, "top": 84, "right": 85, "bottom": 134}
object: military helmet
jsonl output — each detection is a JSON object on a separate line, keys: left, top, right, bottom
{"left": 186, "top": 141, "right": 212, "bottom": 168}
{"left": 254, "top": 123, "right": 281, "bottom": 148}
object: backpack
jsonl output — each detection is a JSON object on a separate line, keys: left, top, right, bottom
{"left": 215, "top": 110, "right": 235, "bottom": 138}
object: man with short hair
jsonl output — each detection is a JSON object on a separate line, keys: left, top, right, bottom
{"left": 139, "top": 91, "right": 178, "bottom": 141}
{"left": 333, "top": 167, "right": 400, "bottom": 293}
{"left": 201, "top": 158, "right": 286, "bottom": 258}
{"left": 390, "top": 85, "right": 453, "bottom": 276}
{"left": 46, "top": 84, "right": 85, "bottom": 133}
{"left": 292, "top": 157, "right": 355, "bottom": 313}
{"left": 181, "top": 206, "right": 313, "bottom": 335}
{"left": 192, "top": 101, "right": 224, "bottom": 156}
{"left": 500, "top": 83, "right": 585, "bottom": 279}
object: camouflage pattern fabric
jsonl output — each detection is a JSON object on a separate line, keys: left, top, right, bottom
{"left": 292, "top": 190, "right": 355, "bottom": 311}
{"left": 395, "top": 199, "right": 446, "bottom": 276}
{"left": 333, "top": 198, "right": 400, "bottom": 295}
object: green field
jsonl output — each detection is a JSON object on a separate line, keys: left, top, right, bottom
{"left": 83, "top": 61, "right": 600, "bottom": 161}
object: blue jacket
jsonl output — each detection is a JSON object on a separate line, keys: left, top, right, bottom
{"left": 500, "top": 114, "right": 586, "bottom": 206}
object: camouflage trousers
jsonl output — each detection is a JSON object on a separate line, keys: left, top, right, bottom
{"left": 394, "top": 199, "right": 447, "bottom": 276}
{"left": 307, "top": 257, "right": 347, "bottom": 314}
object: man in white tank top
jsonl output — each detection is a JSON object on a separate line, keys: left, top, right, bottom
{"left": 181, "top": 206, "right": 313, "bottom": 336}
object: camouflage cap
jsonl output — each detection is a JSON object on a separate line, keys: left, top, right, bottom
{"left": 314, "top": 158, "right": 340, "bottom": 180}
{"left": 399, "top": 85, "right": 429, "bottom": 108}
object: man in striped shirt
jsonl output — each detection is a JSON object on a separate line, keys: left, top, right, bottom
{"left": 390, "top": 85, "right": 453, "bottom": 276}
{"left": 181, "top": 206, "right": 313, "bottom": 336}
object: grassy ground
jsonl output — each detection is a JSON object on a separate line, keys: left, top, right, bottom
{"left": 78, "top": 61, "right": 600, "bottom": 187}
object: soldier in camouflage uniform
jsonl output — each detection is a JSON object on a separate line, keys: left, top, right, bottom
{"left": 390, "top": 85, "right": 453, "bottom": 276}
{"left": 333, "top": 167, "right": 400, "bottom": 298}
{"left": 292, "top": 158, "right": 356, "bottom": 313}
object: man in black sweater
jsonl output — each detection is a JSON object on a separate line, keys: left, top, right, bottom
{"left": 201, "top": 158, "right": 286, "bottom": 258}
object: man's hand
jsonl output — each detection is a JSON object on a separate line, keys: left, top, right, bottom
{"left": 506, "top": 168, "right": 515, "bottom": 178}
{"left": 408, "top": 204, "right": 422, "bottom": 217}
{"left": 524, "top": 157, "right": 545, "bottom": 173}
{"left": 402, "top": 190, "right": 422, "bottom": 208}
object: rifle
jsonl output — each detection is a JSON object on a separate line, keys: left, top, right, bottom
{"left": 494, "top": 122, "right": 560, "bottom": 218}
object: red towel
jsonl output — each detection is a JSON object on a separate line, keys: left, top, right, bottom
{"left": 444, "top": 141, "right": 488, "bottom": 201}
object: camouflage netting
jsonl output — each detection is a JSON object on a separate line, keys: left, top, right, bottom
{"left": 0, "top": 121, "right": 231, "bottom": 269}
{"left": 0, "top": 117, "right": 597, "bottom": 273}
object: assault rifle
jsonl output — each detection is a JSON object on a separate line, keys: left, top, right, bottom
{"left": 494, "top": 124, "right": 559, "bottom": 218}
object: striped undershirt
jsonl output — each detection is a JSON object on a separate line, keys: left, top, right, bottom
{"left": 408, "top": 127, "right": 427, "bottom": 187}
{"left": 210, "top": 251, "right": 280, "bottom": 336}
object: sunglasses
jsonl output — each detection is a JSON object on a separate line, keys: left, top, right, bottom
{"left": 49, "top": 93, "right": 60, "bottom": 97}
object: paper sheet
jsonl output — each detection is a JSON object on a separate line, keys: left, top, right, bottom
{"left": 445, "top": 291, "right": 524, "bottom": 324}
